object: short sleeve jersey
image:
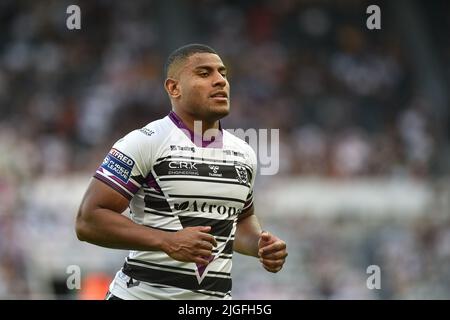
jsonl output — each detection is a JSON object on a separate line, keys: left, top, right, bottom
{"left": 95, "top": 112, "right": 257, "bottom": 299}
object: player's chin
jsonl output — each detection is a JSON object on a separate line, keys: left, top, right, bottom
{"left": 208, "top": 103, "right": 230, "bottom": 118}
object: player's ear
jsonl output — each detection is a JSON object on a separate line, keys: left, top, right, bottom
{"left": 165, "top": 78, "right": 181, "bottom": 99}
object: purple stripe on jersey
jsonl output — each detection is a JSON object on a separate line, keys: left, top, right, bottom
{"left": 94, "top": 174, "right": 132, "bottom": 200}
{"left": 145, "top": 172, "right": 163, "bottom": 193}
{"left": 96, "top": 167, "right": 139, "bottom": 194}
{"left": 168, "top": 111, "right": 223, "bottom": 148}
{"left": 196, "top": 255, "right": 215, "bottom": 277}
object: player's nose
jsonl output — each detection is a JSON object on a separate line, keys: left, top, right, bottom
{"left": 212, "top": 72, "right": 226, "bottom": 87}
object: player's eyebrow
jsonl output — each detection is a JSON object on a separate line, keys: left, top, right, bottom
{"left": 194, "top": 65, "right": 227, "bottom": 73}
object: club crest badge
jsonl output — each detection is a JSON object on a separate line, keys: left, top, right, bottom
{"left": 235, "top": 166, "right": 248, "bottom": 184}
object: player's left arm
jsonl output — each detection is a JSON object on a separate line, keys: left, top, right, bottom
{"left": 234, "top": 206, "right": 288, "bottom": 273}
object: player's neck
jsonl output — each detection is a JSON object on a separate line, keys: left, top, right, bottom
{"left": 171, "top": 109, "right": 220, "bottom": 136}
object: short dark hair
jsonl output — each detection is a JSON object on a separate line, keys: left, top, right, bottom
{"left": 164, "top": 43, "right": 218, "bottom": 78}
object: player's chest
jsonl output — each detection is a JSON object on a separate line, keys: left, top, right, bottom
{"left": 151, "top": 143, "right": 252, "bottom": 202}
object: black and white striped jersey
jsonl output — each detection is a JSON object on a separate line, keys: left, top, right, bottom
{"left": 94, "top": 111, "right": 257, "bottom": 300}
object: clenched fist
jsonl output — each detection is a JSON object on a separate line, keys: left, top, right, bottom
{"left": 163, "top": 226, "right": 217, "bottom": 266}
{"left": 258, "top": 231, "right": 287, "bottom": 273}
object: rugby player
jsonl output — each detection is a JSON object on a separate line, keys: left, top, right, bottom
{"left": 76, "top": 44, "right": 288, "bottom": 299}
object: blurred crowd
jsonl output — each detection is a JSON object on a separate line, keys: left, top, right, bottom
{"left": 234, "top": 204, "right": 450, "bottom": 299}
{"left": 0, "top": 0, "right": 449, "bottom": 299}
{"left": 1, "top": 0, "right": 447, "bottom": 181}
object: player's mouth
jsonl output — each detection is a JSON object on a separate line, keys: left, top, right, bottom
{"left": 209, "top": 91, "right": 228, "bottom": 102}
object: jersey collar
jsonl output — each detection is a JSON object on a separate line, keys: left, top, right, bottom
{"left": 168, "top": 111, "right": 223, "bottom": 148}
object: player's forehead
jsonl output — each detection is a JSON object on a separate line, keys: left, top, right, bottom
{"left": 185, "top": 53, "right": 226, "bottom": 71}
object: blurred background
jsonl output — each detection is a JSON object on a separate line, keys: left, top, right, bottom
{"left": 0, "top": 0, "right": 449, "bottom": 299}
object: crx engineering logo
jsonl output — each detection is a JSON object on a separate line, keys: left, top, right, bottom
{"left": 174, "top": 200, "right": 242, "bottom": 217}
{"left": 168, "top": 161, "right": 199, "bottom": 175}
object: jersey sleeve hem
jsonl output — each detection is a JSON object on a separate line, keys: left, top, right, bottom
{"left": 93, "top": 173, "right": 133, "bottom": 201}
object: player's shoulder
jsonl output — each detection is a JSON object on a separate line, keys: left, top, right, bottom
{"left": 120, "top": 116, "right": 173, "bottom": 145}
{"left": 108, "top": 116, "right": 174, "bottom": 170}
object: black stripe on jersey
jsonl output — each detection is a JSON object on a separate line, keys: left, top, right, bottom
{"left": 207, "top": 270, "right": 231, "bottom": 277}
{"left": 132, "top": 175, "right": 145, "bottom": 185}
{"left": 159, "top": 177, "right": 250, "bottom": 187}
{"left": 143, "top": 189, "right": 165, "bottom": 197}
{"left": 155, "top": 155, "right": 251, "bottom": 170}
{"left": 141, "top": 282, "right": 229, "bottom": 298}
{"left": 217, "top": 254, "right": 232, "bottom": 260}
{"left": 144, "top": 194, "right": 172, "bottom": 212}
{"left": 178, "top": 216, "right": 234, "bottom": 238}
{"left": 143, "top": 283, "right": 229, "bottom": 298}
{"left": 127, "top": 258, "right": 195, "bottom": 274}
{"left": 156, "top": 155, "right": 173, "bottom": 162}
{"left": 192, "top": 290, "right": 229, "bottom": 299}
{"left": 143, "top": 209, "right": 175, "bottom": 217}
{"left": 223, "top": 240, "right": 234, "bottom": 254}
{"left": 127, "top": 258, "right": 231, "bottom": 277}
{"left": 154, "top": 161, "right": 251, "bottom": 187}
{"left": 122, "top": 263, "right": 232, "bottom": 294}
{"left": 142, "top": 184, "right": 165, "bottom": 197}
{"left": 212, "top": 240, "right": 234, "bottom": 255}
{"left": 169, "top": 194, "right": 246, "bottom": 204}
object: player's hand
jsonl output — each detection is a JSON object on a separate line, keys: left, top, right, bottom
{"left": 258, "top": 231, "right": 287, "bottom": 273}
{"left": 163, "top": 226, "right": 217, "bottom": 266}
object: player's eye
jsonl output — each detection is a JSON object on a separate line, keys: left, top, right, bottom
{"left": 199, "top": 72, "right": 209, "bottom": 77}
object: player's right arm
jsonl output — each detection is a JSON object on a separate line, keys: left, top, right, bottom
{"left": 75, "top": 129, "right": 216, "bottom": 265}
{"left": 76, "top": 179, "right": 216, "bottom": 265}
